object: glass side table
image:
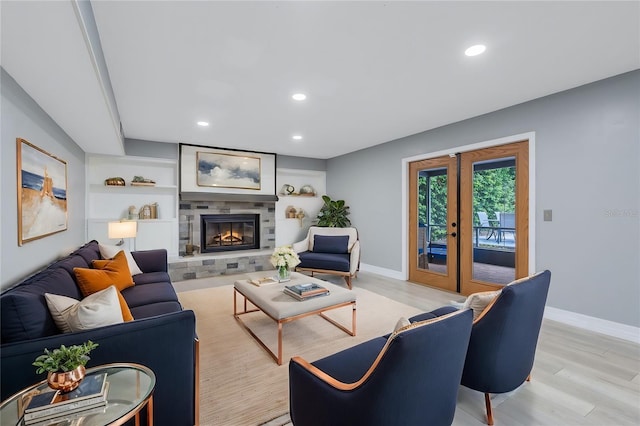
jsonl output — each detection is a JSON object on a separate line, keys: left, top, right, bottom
{"left": 1, "top": 363, "right": 156, "bottom": 426}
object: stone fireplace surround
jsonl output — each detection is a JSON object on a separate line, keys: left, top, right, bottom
{"left": 168, "top": 199, "right": 276, "bottom": 282}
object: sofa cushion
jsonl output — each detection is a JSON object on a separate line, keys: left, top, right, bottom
{"left": 70, "top": 240, "right": 102, "bottom": 266}
{"left": 312, "top": 235, "right": 349, "bottom": 254}
{"left": 99, "top": 244, "right": 143, "bottom": 276}
{"left": 133, "top": 271, "right": 172, "bottom": 286}
{"left": 0, "top": 268, "right": 81, "bottom": 344}
{"left": 121, "top": 281, "right": 179, "bottom": 308}
{"left": 45, "top": 286, "right": 124, "bottom": 333}
{"left": 129, "top": 301, "right": 183, "bottom": 319}
{"left": 298, "top": 252, "right": 351, "bottom": 272}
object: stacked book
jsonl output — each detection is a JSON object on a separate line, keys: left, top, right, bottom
{"left": 248, "top": 277, "right": 278, "bottom": 286}
{"left": 284, "top": 283, "right": 329, "bottom": 301}
{"left": 22, "top": 373, "right": 109, "bottom": 425}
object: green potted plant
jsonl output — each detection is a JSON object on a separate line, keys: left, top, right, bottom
{"left": 33, "top": 341, "right": 99, "bottom": 392}
{"left": 317, "top": 195, "right": 351, "bottom": 227}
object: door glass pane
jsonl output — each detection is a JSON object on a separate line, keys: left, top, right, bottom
{"left": 471, "top": 158, "right": 516, "bottom": 284}
{"left": 418, "top": 167, "right": 448, "bottom": 273}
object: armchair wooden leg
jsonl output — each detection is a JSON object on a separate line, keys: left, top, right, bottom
{"left": 345, "top": 276, "right": 352, "bottom": 289}
{"left": 484, "top": 393, "right": 494, "bottom": 425}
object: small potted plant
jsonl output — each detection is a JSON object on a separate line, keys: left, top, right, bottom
{"left": 317, "top": 195, "right": 351, "bottom": 227}
{"left": 33, "top": 341, "right": 99, "bottom": 393}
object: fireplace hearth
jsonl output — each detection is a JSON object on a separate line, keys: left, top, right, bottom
{"left": 200, "top": 214, "right": 260, "bottom": 253}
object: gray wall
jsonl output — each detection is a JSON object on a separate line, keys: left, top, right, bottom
{"left": 125, "top": 138, "right": 327, "bottom": 171}
{"left": 327, "top": 70, "right": 640, "bottom": 327}
{"left": 1, "top": 68, "right": 87, "bottom": 289}
{"left": 125, "top": 138, "right": 178, "bottom": 160}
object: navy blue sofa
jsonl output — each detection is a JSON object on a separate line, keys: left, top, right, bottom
{"left": 1, "top": 240, "right": 198, "bottom": 426}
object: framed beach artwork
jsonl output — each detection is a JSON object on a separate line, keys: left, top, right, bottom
{"left": 196, "top": 150, "right": 262, "bottom": 190}
{"left": 17, "top": 138, "right": 68, "bottom": 245}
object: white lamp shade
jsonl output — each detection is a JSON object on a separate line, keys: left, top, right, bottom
{"left": 108, "top": 221, "right": 137, "bottom": 239}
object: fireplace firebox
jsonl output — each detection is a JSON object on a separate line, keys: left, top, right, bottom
{"left": 200, "top": 214, "right": 260, "bottom": 253}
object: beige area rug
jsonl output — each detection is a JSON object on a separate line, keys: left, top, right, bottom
{"left": 177, "top": 284, "right": 423, "bottom": 426}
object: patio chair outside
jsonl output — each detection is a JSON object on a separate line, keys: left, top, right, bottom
{"left": 477, "top": 211, "right": 497, "bottom": 240}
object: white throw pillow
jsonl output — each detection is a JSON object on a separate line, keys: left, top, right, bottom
{"left": 45, "top": 286, "right": 124, "bottom": 333}
{"left": 99, "top": 243, "right": 143, "bottom": 275}
{"left": 463, "top": 290, "right": 501, "bottom": 320}
{"left": 393, "top": 316, "right": 411, "bottom": 332}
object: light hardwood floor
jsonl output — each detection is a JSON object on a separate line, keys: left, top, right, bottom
{"left": 175, "top": 270, "right": 640, "bottom": 425}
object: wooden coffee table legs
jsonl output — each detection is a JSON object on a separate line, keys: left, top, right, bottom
{"left": 233, "top": 289, "right": 356, "bottom": 365}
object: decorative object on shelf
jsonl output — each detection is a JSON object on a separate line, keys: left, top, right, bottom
{"left": 139, "top": 204, "right": 152, "bottom": 220}
{"left": 317, "top": 195, "right": 351, "bottom": 227}
{"left": 298, "top": 184, "right": 316, "bottom": 196}
{"left": 270, "top": 246, "right": 301, "bottom": 283}
{"left": 108, "top": 220, "right": 137, "bottom": 246}
{"left": 185, "top": 244, "right": 200, "bottom": 256}
{"left": 280, "top": 184, "right": 295, "bottom": 195}
{"left": 286, "top": 206, "right": 297, "bottom": 219}
{"left": 150, "top": 202, "right": 158, "bottom": 219}
{"left": 17, "top": 138, "right": 68, "bottom": 246}
{"left": 128, "top": 205, "right": 138, "bottom": 220}
{"left": 32, "top": 341, "right": 99, "bottom": 393}
{"left": 296, "top": 208, "right": 306, "bottom": 227}
{"left": 104, "top": 177, "right": 125, "bottom": 186}
{"left": 130, "top": 176, "right": 156, "bottom": 186}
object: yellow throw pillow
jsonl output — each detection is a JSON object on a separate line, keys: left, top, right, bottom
{"left": 73, "top": 251, "right": 134, "bottom": 321}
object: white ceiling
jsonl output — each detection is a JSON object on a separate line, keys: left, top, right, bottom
{"left": 2, "top": 1, "right": 639, "bottom": 159}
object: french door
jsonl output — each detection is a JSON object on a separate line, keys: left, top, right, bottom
{"left": 408, "top": 141, "right": 529, "bottom": 295}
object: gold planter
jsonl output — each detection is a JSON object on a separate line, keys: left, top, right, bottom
{"left": 47, "top": 366, "right": 85, "bottom": 393}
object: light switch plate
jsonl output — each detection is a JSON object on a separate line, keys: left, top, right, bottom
{"left": 543, "top": 209, "right": 552, "bottom": 221}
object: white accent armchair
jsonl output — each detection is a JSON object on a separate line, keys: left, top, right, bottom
{"left": 292, "top": 226, "right": 360, "bottom": 289}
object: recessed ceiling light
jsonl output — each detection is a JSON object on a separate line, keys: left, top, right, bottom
{"left": 465, "top": 44, "right": 486, "bottom": 57}
{"left": 292, "top": 135, "right": 303, "bottom": 140}
{"left": 292, "top": 93, "right": 307, "bottom": 101}
{"left": 197, "top": 121, "right": 209, "bottom": 127}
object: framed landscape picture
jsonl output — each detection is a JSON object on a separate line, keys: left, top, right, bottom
{"left": 17, "top": 138, "right": 68, "bottom": 245}
{"left": 196, "top": 150, "right": 261, "bottom": 190}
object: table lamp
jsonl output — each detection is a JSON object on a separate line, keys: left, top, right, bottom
{"left": 108, "top": 220, "right": 137, "bottom": 247}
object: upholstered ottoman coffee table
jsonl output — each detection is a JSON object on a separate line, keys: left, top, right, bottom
{"left": 233, "top": 272, "right": 357, "bottom": 365}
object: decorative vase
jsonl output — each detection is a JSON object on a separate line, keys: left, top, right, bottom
{"left": 47, "top": 366, "right": 85, "bottom": 393}
{"left": 277, "top": 266, "right": 291, "bottom": 282}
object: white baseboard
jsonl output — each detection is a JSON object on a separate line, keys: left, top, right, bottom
{"left": 360, "top": 263, "right": 640, "bottom": 345}
{"left": 544, "top": 306, "right": 640, "bottom": 345}
{"left": 359, "top": 263, "right": 405, "bottom": 281}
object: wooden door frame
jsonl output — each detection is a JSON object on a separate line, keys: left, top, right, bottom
{"left": 408, "top": 155, "right": 458, "bottom": 293}
{"left": 459, "top": 141, "right": 529, "bottom": 294}
{"left": 401, "top": 132, "right": 536, "bottom": 281}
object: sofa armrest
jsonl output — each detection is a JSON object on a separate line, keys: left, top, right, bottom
{"left": 349, "top": 240, "right": 361, "bottom": 275}
{"left": 131, "top": 249, "right": 168, "bottom": 273}
{"left": 1, "top": 310, "right": 197, "bottom": 426}
{"left": 293, "top": 237, "right": 309, "bottom": 253}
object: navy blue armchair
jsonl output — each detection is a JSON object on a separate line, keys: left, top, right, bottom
{"left": 410, "top": 270, "right": 551, "bottom": 425}
{"left": 289, "top": 309, "right": 473, "bottom": 426}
